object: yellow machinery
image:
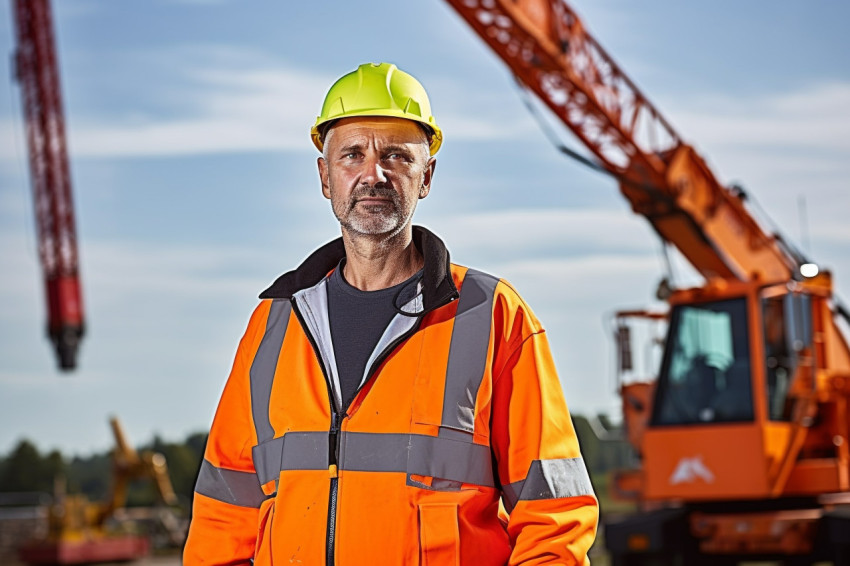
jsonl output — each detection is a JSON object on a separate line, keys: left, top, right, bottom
{"left": 19, "top": 417, "right": 185, "bottom": 565}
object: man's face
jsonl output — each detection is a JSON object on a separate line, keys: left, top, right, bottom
{"left": 318, "top": 117, "right": 436, "bottom": 238}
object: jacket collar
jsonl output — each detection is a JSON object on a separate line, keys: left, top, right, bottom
{"left": 259, "top": 225, "right": 458, "bottom": 312}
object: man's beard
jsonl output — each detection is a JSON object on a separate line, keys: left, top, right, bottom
{"left": 335, "top": 185, "right": 412, "bottom": 236}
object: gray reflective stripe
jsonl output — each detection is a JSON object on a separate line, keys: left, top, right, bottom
{"left": 281, "top": 432, "right": 329, "bottom": 471}
{"left": 252, "top": 432, "right": 330, "bottom": 486}
{"left": 251, "top": 431, "right": 495, "bottom": 488}
{"left": 407, "top": 434, "right": 494, "bottom": 486}
{"left": 441, "top": 269, "right": 499, "bottom": 434}
{"left": 250, "top": 300, "right": 291, "bottom": 444}
{"left": 501, "top": 481, "right": 522, "bottom": 513}
{"left": 252, "top": 436, "right": 284, "bottom": 487}
{"left": 194, "top": 459, "right": 265, "bottom": 508}
{"left": 503, "top": 457, "right": 595, "bottom": 511}
{"left": 341, "top": 433, "right": 493, "bottom": 486}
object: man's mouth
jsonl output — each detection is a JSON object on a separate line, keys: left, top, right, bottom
{"left": 357, "top": 197, "right": 391, "bottom": 204}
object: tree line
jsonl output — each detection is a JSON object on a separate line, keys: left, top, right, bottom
{"left": 0, "top": 432, "right": 208, "bottom": 510}
{"left": 0, "top": 414, "right": 634, "bottom": 512}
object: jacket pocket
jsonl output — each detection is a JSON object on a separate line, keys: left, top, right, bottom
{"left": 418, "top": 502, "right": 459, "bottom": 566}
{"left": 254, "top": 497, "right": 275, "bottom": 566}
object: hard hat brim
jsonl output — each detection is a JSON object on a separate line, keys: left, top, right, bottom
{"left": 311, "top": 110, "right": 443, "bottom": 156}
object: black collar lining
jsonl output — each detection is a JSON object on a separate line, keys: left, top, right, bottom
{"left": 259, "top": 226, "right": 458, "bottom": 312}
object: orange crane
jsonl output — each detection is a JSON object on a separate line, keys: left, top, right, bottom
{"left": 12, "top": 0, "right": 85, "bottom": 371}
{"left": 445, "top": 0, "right": 850, "bottom": 563}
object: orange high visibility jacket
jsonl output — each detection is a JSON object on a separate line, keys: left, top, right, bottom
{"left": 184, "top": 226, "right": 598, "bottom": 565}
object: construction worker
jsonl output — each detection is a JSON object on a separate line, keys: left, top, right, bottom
{"left": 184, "top": 62, "right": 598, "bottom": 565}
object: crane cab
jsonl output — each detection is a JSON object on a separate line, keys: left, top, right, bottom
{"left": 616, "top": 276, "right": 850, "bottom": 502}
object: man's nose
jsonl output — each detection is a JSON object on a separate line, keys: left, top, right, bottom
{"left": 360, "top": 155, "right": 388, "bottom": 186}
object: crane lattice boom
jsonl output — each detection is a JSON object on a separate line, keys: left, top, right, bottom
{"left": 13, "top": 0, "right": 84, "bottom": 370}
{"left": 445, "top": 0, "right": 797, "bottom": 283}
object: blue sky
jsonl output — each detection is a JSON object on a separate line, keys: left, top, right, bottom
{"left": 1, "top": 0, "right": 848, "bottom": 455}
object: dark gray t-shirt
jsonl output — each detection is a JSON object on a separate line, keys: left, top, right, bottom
{"left": 327, "top": 262, "right": 421, "bottom": 411}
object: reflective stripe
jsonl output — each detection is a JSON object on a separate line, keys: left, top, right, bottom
{"left": 344, "top": 433, "right": 495, "bottom": 486}
{"left": 281, "top": 431, "right": 330, "bottom": 470}
{"left": 253, "top": 432, "right": 330, "bottom": 486}
{"left": 502, "top": 457, "right": 595, "bottom": 511}
{"left": 408, "top": 434, "right": 494, "bottom": 486}
{"left": 250, "top": 300, "right": 291, "bottom": 444}
{"left": 441, "top": 269, "right": 499, "bottom": 434}
{"left": 252, "top": 436, "right": 284, "bottom": 487}
{"left": 251, "top": 431, "right": 495, "bottom": 488}
{"left": 195, "top": 459, "right": 265, "bottom": 508}
{"left": 501, "top": 481, "right": 522, "bottom": 513}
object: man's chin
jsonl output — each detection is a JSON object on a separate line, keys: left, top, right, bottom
{"left": 342, "top": 220, "right": 407, "bottom": 238}
{"left": 343, "top": 214, "right": 400, "bottom": 234}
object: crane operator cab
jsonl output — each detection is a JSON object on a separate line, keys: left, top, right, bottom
{"left": 651, "top": 290, "right": 811, "bottom": 428}
{"left": 622, "top": 282, "right": 824, "bottom": 501}
{"left": 652, "top": 297, "right": 755, "bottom": 425}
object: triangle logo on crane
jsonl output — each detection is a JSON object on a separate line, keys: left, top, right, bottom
{"left": 669, "top": 456, "right": 715, "bottom": 484}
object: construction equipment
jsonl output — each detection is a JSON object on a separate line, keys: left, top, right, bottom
{"left": 11, "top": 0, "right": 85, "bottom": 371}
{"left": 17, "top": 418, "right": 184, "bottom": 565}
{"left": 444, "top": 0, "right": 850, "bottom": 563}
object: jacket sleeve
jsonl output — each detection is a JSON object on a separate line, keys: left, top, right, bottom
{"left": 490, "top": 288, "right": 599, "bottom": 565}
{"left": 183, "top": 302, "right": 271, "bottom": 565}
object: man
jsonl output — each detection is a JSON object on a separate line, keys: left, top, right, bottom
{"left": 184, "top": 62, "right": 598, "bottom": 565}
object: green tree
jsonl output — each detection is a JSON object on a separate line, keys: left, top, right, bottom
{"left": 0, "top": 439, "right": 65, "bottom": 493}
{"left": 66, "top": 452, "right": 110, "bottom": 500}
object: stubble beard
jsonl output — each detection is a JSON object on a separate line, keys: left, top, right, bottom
{"left": 335, "top": 185, "right": 414, "bottom": 237}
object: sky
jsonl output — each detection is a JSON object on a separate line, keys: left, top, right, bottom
{"left": 1, "top": 0, "right": 848, "bottom": 456}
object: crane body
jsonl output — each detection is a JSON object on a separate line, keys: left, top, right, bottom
{"left": 12, "top": 0, "right": 85, "bottom": 371}
{"left": 446, "top": 0, "right": 850, "bottom": 562}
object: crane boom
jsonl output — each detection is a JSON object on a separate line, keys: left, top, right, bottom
{"left": 449, "top": 1, "right": 850, "bottom": 561}
{"left": 444, "top": 0, "right": 798, "bottom": 283}
{"left": 12, "top": 0, "right": 84, "bottom": 370}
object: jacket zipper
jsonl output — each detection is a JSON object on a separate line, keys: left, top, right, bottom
{"left": 290, "top": 290, "right": 457, "bottom": 565}
{"left": 291, "top": 300, "right": 341, "bottom": 566}
{"left": 327, "top": 413, "right": 340, "bottom": 566}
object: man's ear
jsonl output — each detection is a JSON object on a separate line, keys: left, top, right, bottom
{"left": 318, "top": 156, "right": 330, "bottom": 199}
{"left": 419, "top": 157, "right": 436, "bottom": 199}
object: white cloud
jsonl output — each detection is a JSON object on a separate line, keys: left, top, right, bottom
{"left": 428, "top": 207, "right": 656, "bottom": 256}
{"left": 660, "top": 82, "right": 850, "bottom": 199}
{"left": 1, "top": 51, "right": 539, "bottom": 161}
{"left": 668, "top": 82, "right": 850, "bottom": 154}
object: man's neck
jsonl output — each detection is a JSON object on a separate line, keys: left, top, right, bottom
{"left": 340, "top": 226, "right": 423, "bottom": 291}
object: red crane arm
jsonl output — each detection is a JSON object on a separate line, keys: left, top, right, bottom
{"left": 13, "top": 0, "right": 84, "bottom": 370}
{"left": 444, "top": 0, "right": 797, "bottom": 283}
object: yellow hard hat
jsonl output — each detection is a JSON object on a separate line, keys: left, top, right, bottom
{"left": 311, "top": 62, "right": 443, "bottom": 156}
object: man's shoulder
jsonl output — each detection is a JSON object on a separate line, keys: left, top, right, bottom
{"left": 259, "top": 238, "right": 346, "bottom": 300}
{"left": 450, "top": 263, "right": 544, "bottom": 334}
{"left": 450, "top": 263, "right": 536, "bottom": 312}
{"left": 450, "top": 263, "right": 519, "bottom": 296}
